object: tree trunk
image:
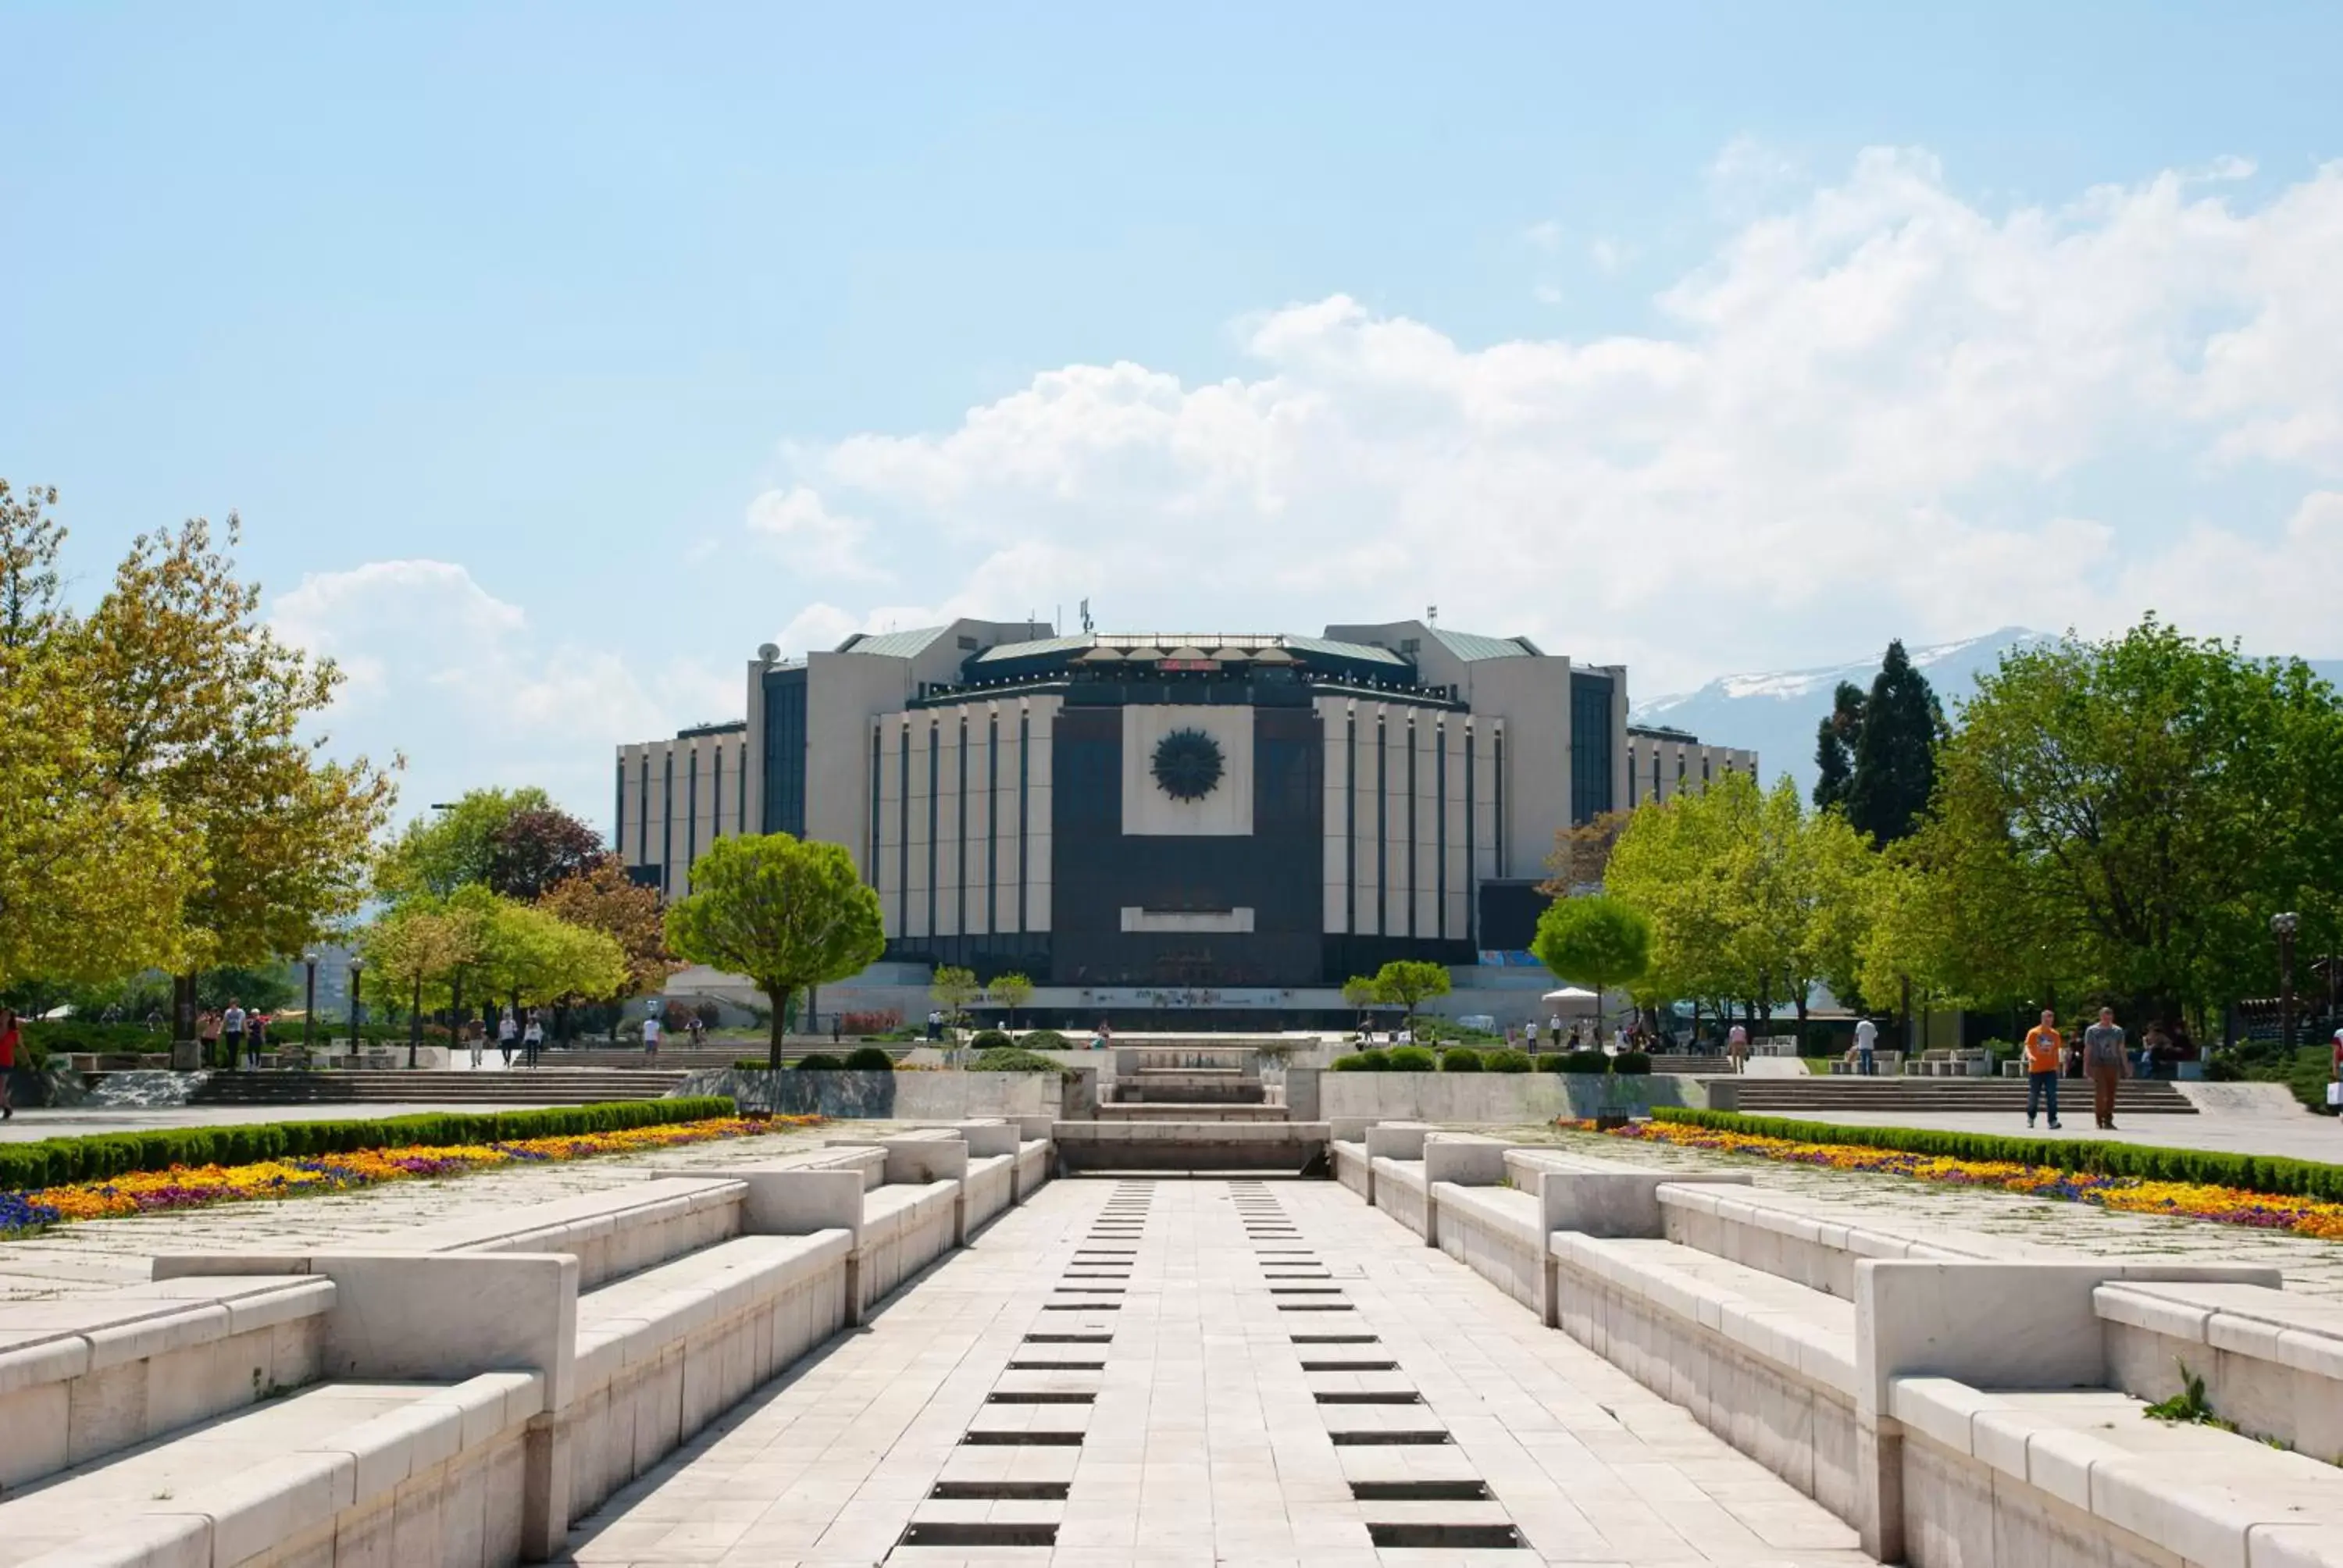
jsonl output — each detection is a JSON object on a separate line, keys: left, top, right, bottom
{"left": 174, "top": 971, "right": 198, "bottom": 1044}
{"left": 766, "top": 985, "right": 792, "bottom": 1071}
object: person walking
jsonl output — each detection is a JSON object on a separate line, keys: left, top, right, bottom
{"left": 246, "top": 1010, "right": 267, "bottom": 1068}
{"left": 522, "top": 1009, "right": 544, "bottom": 1067}
{"left": 2083, "top": 1007, "right": 2129, "bottom": 1130}
{"left": 219, "top": 998, "right": 247, "bottom": 1072}
{"left": 641, "top": 1010, "right": 662, "bottom": 1060}
{"left": 1853, "top": 1015, "right": 1878, "bottom": 1076}
{"left": 198, "top": 1008, "right": 223, "bottom": 1066}
{"left": 2024, "top": 1009, "right": 2065, "bottom": 1130}
{"left": 497, "top": 1008, "right": 518, "bottom": 1067}
{"left": 0, "top": 1007, "right": 20, "bottom": 1120}
{"left": 1726, "top": 1022, "right": 1749, "bottom": 1074}
{"left": 467, "top": 1014, "right": 484, "bottom": 1070}
{"left": 1525, "top": 1018, "right": 1540, "bottom": 1053}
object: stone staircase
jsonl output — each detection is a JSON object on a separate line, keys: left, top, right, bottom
{"left": 1713, "top": 1074, "right": 2199, "bottom": 1114}
{"left": 180, "top": 1067, "right": 692, "bottom": 1106}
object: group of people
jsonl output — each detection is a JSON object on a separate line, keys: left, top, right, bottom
{"left": 193, "top": 1000, "right": 273, "bottom": 1070}
{"left": 2019, "top": 1007, "right": 2167, "bottom": 1131}
{"left": 463, "top": 1008, "right": 548, "bottom": 1068}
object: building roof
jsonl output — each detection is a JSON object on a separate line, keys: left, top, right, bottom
{"left": 837, "top": 625, "right": 951, "bottom": 659}
{"left": 1426, "top": 628, "right": 1542, "bottom": 663}
{"left": 971, "top": 631, "right": 1411, "bottom": 668}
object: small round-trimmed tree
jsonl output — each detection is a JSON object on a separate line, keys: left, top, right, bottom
{"left": 664, "top": 833, "right": 886, "bottom": 1070}
{"left": 1532, "top": 895, "right": 1653, "bottom": 1044}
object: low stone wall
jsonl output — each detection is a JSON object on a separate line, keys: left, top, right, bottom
{"left": 1321, "top": 1071, "right": 1703, "bottom": 1123}
{"left": 674, "top": 1068, "right": 1058, "bottom": 1119}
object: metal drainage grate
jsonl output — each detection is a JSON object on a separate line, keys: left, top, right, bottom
{"left": 1351, "top": 1480, "right": 1492, "bottom": 1502}
{"left": 1315, "top": 1390, "right": 1421, "bottom": 1404}
{"left": 1277, "top": 1303, "right": 1353, "bottom": 1311}
{"left": 1024, "top": 1332, "right": 1112, "bottom": 1343}
{"left": 1301, "top": 1360, "right": 1399, "bottom": 1371}
{"left": 1291, "top": 1333, "right": 1379, "bottom": 1344}
{"left": 1008, "top": 1360, "right": 1105, "bottom": 1370}
{"left": 1043, "top": 1302, "right": 1121, "bottom": 1310}
{"left": 1366, "top": 1523, "right": 1524, "bottom": 1549}
{"left": 1270, "top": 1287, "right": 1342, "bottom": 1295}
{"left": 1053, "top": 1285, "right": 1126, "bottom": 1293}
{"left": 898, "top": 1522, "right": 1061, "bottom": 1548}
{"left": 960, "top": 1430, "right": 1085, "bottom": 1445}
{"left": 988, "top": 1390, "right": 1097, "bottom": 1404}
{"left": 1330, "top": 1429, "right": 1451, "bottom": 1445}
{"left": 929, "top": 1480, "right": 1072, "bottom": 1501}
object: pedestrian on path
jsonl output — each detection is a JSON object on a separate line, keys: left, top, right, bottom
{"left": 522, "top": 1009, "right": 544, "bottom": 1067}
{"left": 497, "top": 1009, "right": 518, "bottom": 1067}
{"left": 198, "top": 1009, "right": 222, "bottom": 1065}
{"left": 247, "top": 1011, "right": 268, "bottom": 1068}
{"left": 0, "top": 1007, "right": 20, "bottom": 1120}
{"left": 2024, "top": 1009, "right": 2065, "bottom": 1130}
{"left": 2083, "top": 1007, "right": 2130, "bottom": 1129}
{"left": 641, "top": 1011, "right": 662, "bottom": 1059}
{"left": 2330, "top": 1025, "right": 2341, "bottom": 1119}
{"left": 220, "top": 999, "right": 246, "bottom": 1072}
{"left": 467, "top": 1016, "right": 483, "bottom": 1070}
{"left": 1726, "top": 1023, "right": 1749, "bottom": 1074}
{"left": 1853, "top": 1015, "right": 1878, "bottom": 1076}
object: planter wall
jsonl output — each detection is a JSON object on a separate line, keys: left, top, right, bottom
{"left": 1318, "top": 1071, "right": 1705, "bottom": 1124}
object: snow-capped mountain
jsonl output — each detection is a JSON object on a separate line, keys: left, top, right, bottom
{"left": 1629, "top": 628, "right": 2049, "bottom": 799}
{"left": 1632, "top": 629, "right": 2343, "bottom": 800}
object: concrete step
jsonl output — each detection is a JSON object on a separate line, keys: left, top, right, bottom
{"left": 184, "top": 1069, "right": 693, "bottom": 1106}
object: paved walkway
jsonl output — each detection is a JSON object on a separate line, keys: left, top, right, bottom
{"left": 0, "top": 1100, "right": 578, "bottom": 1142}
{"left": 560, "top": 1177, "right": 1873, "bottom": 1566}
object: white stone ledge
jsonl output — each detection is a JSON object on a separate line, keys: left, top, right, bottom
{"left": 573, "top": 1231, "right": 851, "bottom": 1396}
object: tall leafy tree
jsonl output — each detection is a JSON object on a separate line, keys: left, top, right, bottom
{"left": 1540, "top": 807, "right": 1632, "bottom": 894}
{"left": 1811, "top": 681, "right": 1865, "bottom": 812}
{"left": 664, "top": 833, "right": 887, "bottom": 1067}
{"left": 1371, "top": 960, "right": 1451, "bottom": 1031}
{"left": 538, "top": 854, "right": 679, "bottom": 1001}
{"left": 487, "top": 807, "right": 606, "bottom": 900}
{"left": 1843, "top": 640, "right": 1943, "bottom": 846}
{"left": 988, "top": 971, "right": 1034, "bottom": 1029}
{"left": 1532, "top": 895, "right": 1652, "bottom": 1039}
{"left": 376, "top": 787, "right": 553, "bottom": 898}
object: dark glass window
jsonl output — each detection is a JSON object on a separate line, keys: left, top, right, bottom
{"left": 760, "top": 666, "right": 809, "bottom": 836}
{"left": 1570, "top": 672, "right": 1614, "bottom": 825}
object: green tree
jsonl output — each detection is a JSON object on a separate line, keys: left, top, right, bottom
{"left": 486, "top": 807, "right": 607, "bottom": 900}
{"left": 1904, "top": 618, "right": 2343, "bottom": 1025}
{"left": 931, "top": 966, "right": 982, "bottom": 1038}
{"left": 1341, "top": 975, "right": 1378, "bottom": 1029}
{"left": 1811, "top": 681, "right": 1865, "bottom": 812}
{"left": 989, "top": 971, "right": 1033, "bottom": 1029}
{"left": 1843, "top": 640, "right": 1943, "bottom": 846}
{"left": 376, "top": 788, "right": 554, "bottom": 899}
{"left": 1371, "top": 959, "right": 1451, "bottom": 1032}
{"left": 1532, "top": 895, "right": 1653, "bottom": 1038}
{"left": 539, "top": 854, "right": 679, "bottom": 1001}
{"left": 664, "top": 833, "right": 887, "bottom": 1067}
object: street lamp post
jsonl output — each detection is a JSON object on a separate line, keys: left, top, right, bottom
{"left": 408, "top": 974, "right": 423, "bottom": 1070}
{"left": 348, "top": 958, "right": 364, "bottom": 1057}
{"left": 2273, "top": 911, "right": 2300, "bottom": 1055}
{"left": 301, "top": 953, "right": 318, "bottom": 1050}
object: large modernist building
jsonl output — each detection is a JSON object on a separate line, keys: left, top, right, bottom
{"left": 617, "top": 619, "right": 1753, "bottom": 1001}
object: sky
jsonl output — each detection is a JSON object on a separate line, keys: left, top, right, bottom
{"left": 6, "top": 2, "right": 2341, "bottom": 829}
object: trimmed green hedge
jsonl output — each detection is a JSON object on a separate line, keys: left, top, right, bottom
{"left": 1018, "top": 1029, "right": 1071, "bottom": 1051}
{"left": 969, "top": 1046, "right": 1075, "bottom": 1078}
{"left": 1385, "top": 1046, "right": 1437, "bottom": 1073}
{"left": 792, "top": 1053, "right": 844, "bottom": 1071}
{"left": 841, "top": 1046, "right": 896, "bottom": 1071}
{"left": 1552, "top": 1050, "right": 1611, "bottom": 1074}
{"left": 1330, "top": 1049, "right": 1389, "bottom": 1072}
{"left": 1647, "top": 1107, "right": 2343, "bottom": 1203}
{"left": 968, "top": 1029, "right": 1015, "bottom": 1052}
{"left": 1613, "top": 1051, "right": 1652, "bottom": 1075}
{"left": 0, "top": 1097, "right": 739, "bottom": 1193}
{"left": 1439, "top": 1048, "right": 1483, "bottom": 1072}
{"left": 1483, "top": 1049, "right": 1534, "bottom": 1074}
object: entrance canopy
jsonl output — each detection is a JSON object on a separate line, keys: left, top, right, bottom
{"left": 1539, "top": 986, "right": 1599, "bottom": 1012}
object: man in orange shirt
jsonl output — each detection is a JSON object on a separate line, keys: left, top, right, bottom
{"left": 2024, "top": 1009, "right": 2064, "bottom": 1131}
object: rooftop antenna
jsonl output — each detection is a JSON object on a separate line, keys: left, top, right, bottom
{"left": 1427, "top": 604, "right": 1439, "bottom": 625}
{"left": 1079, "top": 597, "right": 1093, "bottom": 633}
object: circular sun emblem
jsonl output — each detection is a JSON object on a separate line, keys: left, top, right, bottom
{"left": 1151, "top": 728, "right": 1224, "bottom": 802}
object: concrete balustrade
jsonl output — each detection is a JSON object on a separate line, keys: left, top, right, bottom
{"left": 7, "top": 1121, "right": 1056, "bottom": 1566}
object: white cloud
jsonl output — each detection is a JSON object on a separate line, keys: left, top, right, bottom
{"left": 744, "top": 485, "right": 885, "bottom": 579}
{"left": 774, "top": 149, "right": 2343, "bottom": 691}
{"left": 270, "top": 560, "right": 733, "bottom": 829}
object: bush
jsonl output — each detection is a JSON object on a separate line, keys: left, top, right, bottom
{"left": 1019, "top": 1028, "right": 1071, "bottom": 1051}
{"left": 732, "top": 1058, "right": 772, "bottom": 1071}
{"left": 1648, "top": 1108, "right": 2343, "bottom": 1201}
{"left": 792, "top": 1053, "right": 843, "bottom": 1071}
{"left": 1483, "top": 1049, "right": 1534, "bottom": 1073}
{"left": 1329, "top": 1049, "right": 1390, "bottom": 1072}
{"left": 0, "top": 1098, "right": 738, "bottom": 1193}
{"left": 968, "top": 1028, "right": 1015, "bottom": 1052}
{"left": 842, "top": 1046, "right": 896, "bottom": 1071}
{"left": 1612, "top": 1051, "right": 1652, "bottom": 1075}
{"left": 969, "top": 1046, "right": 1068, "bottom": 1075}
{"left": 1553, "top": 1049, "right": 1610, "bottom": 1074}
{"left": 1385, "top": 1046, "right": 1437, "bottom": 1073}
{"left": 839, "top": 1010, "right": 900, "bottom": 1035}
{"left": 1438, "top": 1048, "right": 1483, "bottom": 1072}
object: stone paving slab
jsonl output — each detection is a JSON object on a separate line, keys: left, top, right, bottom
{"left": 555, "top": 1176, "right": 1874, "bottom": 1566}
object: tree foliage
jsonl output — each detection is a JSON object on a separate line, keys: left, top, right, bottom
{"left": 1539, "top": 807, "right": 1632, "bottom": 895}
{"left": 1532, "top": 895, "right": 1652, "bottom": 1034}
{"left": 1843, "top": 640, "right": 1943, "bottom": 847}
{"left": 487, "top": 807, "right": 606, "bottom": 900}
{"left": 538, "top": 854, "right": 678, "bottom": 999}
{"left": 988, "top": 971, "right": 1033, "bottom": 1027}
{"left": 1370, "top": 960, "right": 1450, "bottom": 1025}
{"left": 931, "top": 966, "right": 981, "bottom": 1028}
{"left": 376, "top": 788, "right": 553, "bottom": 899}
{"left": 663, "top": 833, "right": 886, "bottom": 1067}
{"left": 1812, "top": 681, "right": 1865, "bottom": 813}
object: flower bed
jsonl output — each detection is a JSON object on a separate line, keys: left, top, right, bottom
{"left": 1597, "top": 1116, "right": 2343, "bottom": 1242}
{"left": 5, "top": 1113, "right": 822, "bottom": 1235}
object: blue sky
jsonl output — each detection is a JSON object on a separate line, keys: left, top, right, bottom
{"left": 7, "top": 3, "right": 2341, "bottom": 825}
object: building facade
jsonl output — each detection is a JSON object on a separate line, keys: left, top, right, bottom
{"left": 616, "top": 619, "right": 1754, "bottom": 990}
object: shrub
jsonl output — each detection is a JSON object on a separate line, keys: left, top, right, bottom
{"left": 842, "top": 1046, "right": 896, "bottom": 1071}
{"left": 1646, "top": 1108, "right": 2343, "bottom": 1202}
{"left": 1329, "top": 1049, "right": 1390, "bottom": 1072}
{"left": 0, "top": 1098, "right": 739, "bottom": 1193}
{"left": 839, "top": 1010, "right": 900, "bottom": 1035}
{"left": 1483, "top": 1049, "right": 1534, "bottom": 1073}
{"left": 1553, "top": 1050, "right": 1610, "bottom": 1074}
{"left": 732, "top": 1058, "right": 772, "bottom": 1071}
{"left": 968, "top": 1028, "right": 1015, "bottom": 1053}
{"left": 1385, "top": 1046, "right": 1437, "bottom": 1073}
{"left": 1019, "top": 1028, "right": 1071, "bottom": 1051}
{"left": 1439, "top": 1048, "right": 1483, "bottom": 1072}
{"left": 1612, "top": 1051, "right": 1652, "bottom": 1075}
{"left": 792, "top": 1053, "right": 843, "bottom": 1071}
{"left": 969, "top": 1046, "right": 1068, "bottom": 1075}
